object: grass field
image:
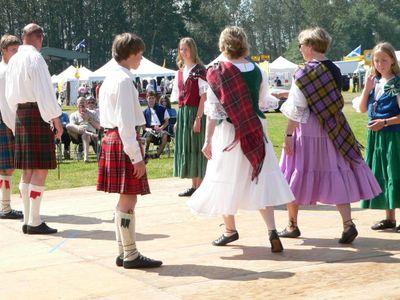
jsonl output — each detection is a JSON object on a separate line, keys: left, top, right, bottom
{"left": 11, "top": 91, "right": 367, "bottom": 193}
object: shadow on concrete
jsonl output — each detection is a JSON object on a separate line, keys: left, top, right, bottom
{"left": 42, "top": 214, "right": 112, "bottom": 225}
{"left": 54, "top": 229, "right": 170, "bottom": 241}
{"left": 145, "top": 263, "right": 294, "bottom": 281}
{"left": 218, "top": 240, "right": 400, "bottom": 264}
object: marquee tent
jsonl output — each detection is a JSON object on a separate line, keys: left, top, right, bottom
{"left": 56, "top": 65, "right": 94, "bottom": 81}
{"left": 333, "top": 60, "right": 359, "bottom": 75}
{"left": 88, "top": 57, "right": 175, "bottom": 81}
{"left": 269, "top": 56, "right": 298, "bottom": 73}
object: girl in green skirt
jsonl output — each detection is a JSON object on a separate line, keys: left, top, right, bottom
{"left": 170, "top": 38, "right": 208, "bottom": 196}
{"left": 356, "top": 42, "right": 400, "bottom": 232}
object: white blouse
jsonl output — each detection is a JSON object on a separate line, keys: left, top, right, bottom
{"left": 5, "top": 45, "right": 62, "bottom": 122}
{"left": 0, "top": 61, "right": 16, "bottom": 133}
{"left": 99, "top": 65, "right": 145, "bottom": 163}
{"left": 170, "top": 64, "right": 208, "bottom": 103}
{"left": 204, "top": 55, "right": 279, "bottom": 120}
{"left": 279, "top": 82, "right": 310, "bottom": 123}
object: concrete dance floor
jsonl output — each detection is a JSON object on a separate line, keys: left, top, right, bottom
{"left": 1, "top": 178, "right": 399, "bottom": 299}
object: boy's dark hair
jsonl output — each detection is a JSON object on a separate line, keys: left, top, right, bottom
{"left": 146, "top": 90, "right": 157, "bottom": 98}
{"left": 112, "top": 33, "right": 145, "bottom": 62}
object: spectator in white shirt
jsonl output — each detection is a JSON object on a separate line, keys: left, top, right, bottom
{"left": 66, "top": 96, "right": 100, "bottom": 162}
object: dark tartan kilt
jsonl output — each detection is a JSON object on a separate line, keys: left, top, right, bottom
{"left": 97, "top": 128, "right": 150, "bottom": 195}
{"left": 14, "top": 103, "right": 56, "bottom": 169}
{"left": 0, "top": 121, "right": 14, "bottom": 169}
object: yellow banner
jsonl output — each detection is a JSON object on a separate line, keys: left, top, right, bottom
{"left": 343, "top": 55, "right": 364, "bottom": 61}
{"left": 260, "top": 54, "right": 270, "bottom": 61}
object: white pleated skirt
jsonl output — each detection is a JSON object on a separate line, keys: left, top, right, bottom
{"left": 187, "top": 118, "right": 294, "bottom": 216}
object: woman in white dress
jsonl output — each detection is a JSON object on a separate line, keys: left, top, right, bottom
{"left": 188, "top": 26, "right": 294, "bottom": 252}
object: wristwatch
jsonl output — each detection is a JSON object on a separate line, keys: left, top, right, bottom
{"left": 384, "top": 119, "right": 388, "bottom": 127}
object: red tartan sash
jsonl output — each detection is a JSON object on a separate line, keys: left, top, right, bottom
{"left": 295, "top": 61, "right": 362, "bottom": 163}
{"left": 207, "top": 61, "right": 265, "bottom": 181}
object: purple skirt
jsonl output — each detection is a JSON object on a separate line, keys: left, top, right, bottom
{"left": 280, "top": 113, "right": 381, "bottom": 205}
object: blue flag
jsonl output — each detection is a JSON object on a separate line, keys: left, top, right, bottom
{"left": 346, "top": 45, "right": 361, "bottom": 57}
{"left": 74, "top": 39, "right": 86, "bottom": 51}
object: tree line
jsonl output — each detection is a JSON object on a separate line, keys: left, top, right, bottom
{"left": 0, "top": 0, "right": 399, "bottom": 74}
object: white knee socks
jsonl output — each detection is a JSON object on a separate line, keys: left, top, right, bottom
{"left": 0, "top": 175, "right": 12, "bottom": 213}
{"left": 116, "top": 210, "right": 139, "bottom": 262}
{"left": 19, "top": 182, "right": 30, "bottom": 225}
{"left": 28, "top": 184, "right": 45, "bottom": 227}
{"left": 114, "top": 209, "right": 123, "bottom": 259}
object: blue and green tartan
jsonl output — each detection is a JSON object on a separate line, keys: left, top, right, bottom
{"left": 295, "top": 60, "right": 363, "bottom": 163}
{"left": 0, "top": 113, "right": 14, "bottom": 169}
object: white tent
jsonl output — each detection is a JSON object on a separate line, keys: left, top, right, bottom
{"left": 88, "top": 57, "right": 175, "bottom": 81}
{"left": 269, "top": 56, "right": 297, "bottom": 86}
{"left": 56, "top": 65, "right": 93, "bottom": 81}
{"left": 333, "top": 60, "right": 359, "bottom": 75}
{"left": 269, "top": 56, "right": 298, "bottom": 73}
{"left": 132, "top": 57, "right": 175, "bottom": 78}
{"left": 88, "top": 59, "right": 119, "bottom": 81}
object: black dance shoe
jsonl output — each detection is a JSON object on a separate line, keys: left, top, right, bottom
{"left": 0, "top": 209, "right": 23, "bottom": 219}
{"left": 269, "top": 230, "right": 284, "bottom": 253}
{"left": 178, "top": 187, "right": 196, "bottom": 197}
{"left": 212, "top": 231, "right": 239, "bottom": 246}
{"left": 371, "top": 219, "right": 396, "bottom": 230}
{"left": 123, "top": 254, "right": 162, "bottom": 269}
{"left": 278, "top": 226, "right": 301, "bottom": 238}
{"left": 26, "top": 222, "right": 58, "bottom": 235}
{"left": 116, "top": 255, "right": 123, "bottom": 267}
{"left": 22, "top": 224, "right": 28, "bottom": 234}
{"left": 338, "top": 224, "right": 358, "bottom": 244}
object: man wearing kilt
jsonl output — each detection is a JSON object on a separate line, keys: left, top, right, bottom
{"left": 97, "top": 33, "right": 162, "bottom": 268}
{"left": 0, "top": 35, "right": 23, "bottom": 220}
{"left": 5, "top": 24, "right": 63, "bottom": 234}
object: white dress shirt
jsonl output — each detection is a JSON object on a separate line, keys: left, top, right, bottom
{"left": 99, "top": 64, "right": 145, "bottom": 163}
{"left": 5, "top": 45, "right": 61, "bottom": 122}
{"left": 0, "top": 60, "right": 16, "bottom": 133}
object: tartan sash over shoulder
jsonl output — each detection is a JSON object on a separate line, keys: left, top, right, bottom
{"left": 295, "top": 60, "right": 362, "bottom": 163}
{"left": 207, "top": 61, "right": 265, "bottom": 180}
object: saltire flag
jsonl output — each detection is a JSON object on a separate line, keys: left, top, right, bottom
{"left": 346, "top": 45, "right": 361, "bottom": 57}
{"left": 74, "top": 39, "right": 86, "bottom": 51}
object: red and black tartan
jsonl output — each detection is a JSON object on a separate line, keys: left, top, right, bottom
{"left": 0, "top": 114, "right": 14, "bottom": 169}
{"left": 14, "top": 103, "right": 56, "bottom": 169}
{"left": 207, "top": 61, "right": 266, "bottom": 180}
{"left": 97, "top": 128, "right": 150, "bottom": 195}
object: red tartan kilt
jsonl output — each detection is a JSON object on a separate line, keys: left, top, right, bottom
{"left": 14, "top": 103, "right": 56, "bottom": 169}
{"left": 96, "top": 128, "right": 150, "bottom": 195}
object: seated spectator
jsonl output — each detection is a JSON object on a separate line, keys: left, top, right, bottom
{"left": 143, "top": 91, "right": 170, "bottom": 159}
{"left": 66, "top": 97, "right": 100, "bottom": 162}
{"left": 160, "top": 95, "right": 177, "bottom": 136}
{"left": 86, "top": 95, "right": 99, "bottom": 115}
{"left": 60, "top": 112, "right": 71, "bottom": 159}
